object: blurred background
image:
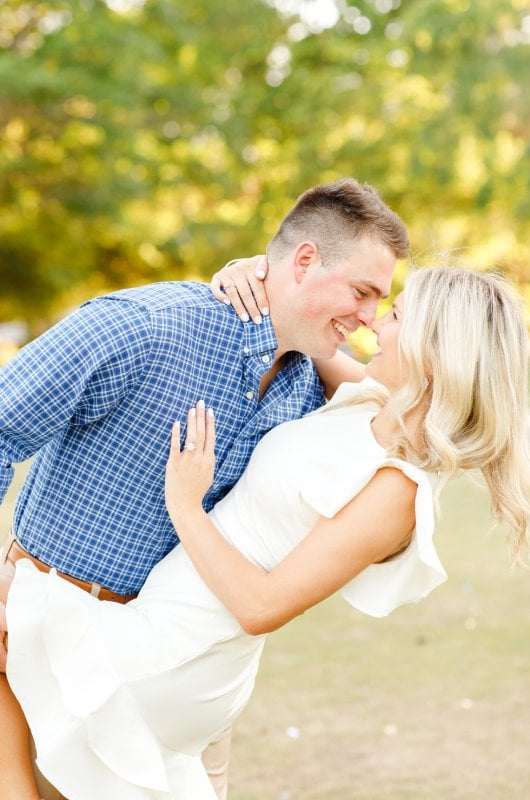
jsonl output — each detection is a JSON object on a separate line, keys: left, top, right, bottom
{"left": 0, "top": 0, "right": 528, "bottom": 355}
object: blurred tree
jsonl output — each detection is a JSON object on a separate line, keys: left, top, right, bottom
{"left": 0, "top": 0, "right": 528, "bottom": 335}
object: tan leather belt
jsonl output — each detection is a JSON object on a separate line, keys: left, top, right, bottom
{"left": 5, "top": 538, "right": 137, "bottom": 604}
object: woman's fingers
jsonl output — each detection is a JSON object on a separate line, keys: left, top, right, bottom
{"left": 170, "top": 403, "right": 215, "bottom": 460}
{"left": 210, "top": 256, "right": 269, "bottom": 323}
{"left": 182, "top": 402, "right": 215, "bottom": 454}
{"left": 195, "top": 400, "right": 206, "bottom": 453}
{"left": 229, "top": 278, "right": 260, "bottom": 323}
{"left": 205, "top": 407, "right": 215, "bottom": 457}
{"left": 248, "top": 255, "right": 269, "bottom": 316}
{"left": 210, "top": 272, "right": 232, "bottom": 305}
{"left": 185, "top": 405, "right": 198, "bottom": 453}
{"left": 170, "top": 421, "right": 181, "bottom": 457}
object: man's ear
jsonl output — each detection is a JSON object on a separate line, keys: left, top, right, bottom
{"left": 292, "top": 242, "right": 320, "bottom": 284}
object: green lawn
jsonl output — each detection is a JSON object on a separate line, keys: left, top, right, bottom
{"left": 229, "top": 474, "right": 530, "bottom": 800}
{"left": 2, "top": 466, "right": 529, "bottom": 799}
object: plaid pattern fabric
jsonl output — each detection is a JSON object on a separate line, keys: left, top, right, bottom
{"left": 0, "top": 281, "right": 324, "bottom": 593}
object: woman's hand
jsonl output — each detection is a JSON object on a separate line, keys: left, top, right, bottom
{"left": 165, "top": 401, "right": 216, "bottom": 522}
{"left": 210, "top": 255, "right": 269, "bottom": 323}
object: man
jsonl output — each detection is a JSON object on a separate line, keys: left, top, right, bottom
{"left": 0, "top": 177, "right": 408, "bottom": 800}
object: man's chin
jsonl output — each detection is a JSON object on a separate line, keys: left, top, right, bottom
{"left": 307, "top": 347, "right": 337, "bottom": 360}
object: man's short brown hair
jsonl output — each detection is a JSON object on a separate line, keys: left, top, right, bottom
{"left": 267, "top": 178, "right": 409, "bottom": 265}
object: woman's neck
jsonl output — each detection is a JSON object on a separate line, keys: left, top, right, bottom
{"left": 370, "top": 401, "right": 425, "bottom": 453}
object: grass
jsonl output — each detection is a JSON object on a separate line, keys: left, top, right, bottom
{"left": 2, "top": 465, "right": 529, "bottom": 799}
{"left": 228, "top": 474, "right": 530, "bottom": 800}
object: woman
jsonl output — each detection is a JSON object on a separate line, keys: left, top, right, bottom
{"left": 1, "top": 267, "right": 529, "bottom": 800}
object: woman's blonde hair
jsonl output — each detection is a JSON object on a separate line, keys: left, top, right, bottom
{"left": 389, "top": 267, "right": 530, "bottom": 560}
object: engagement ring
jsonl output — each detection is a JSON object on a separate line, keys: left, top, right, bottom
{"left": 185, "top": 442, "right": 196, "bottom": 451}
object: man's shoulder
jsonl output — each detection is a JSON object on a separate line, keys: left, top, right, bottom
{"left": 85, "top": 280, "right": 240, "bottom": 327}
{"left": 102, "top": 280, "right": 217, "bottom": 312}
{"left": 91, "top": 281, "right": 245, "bottom": 350}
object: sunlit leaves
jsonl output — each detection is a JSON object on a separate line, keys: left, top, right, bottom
{"left": 0, "top": 0, "right": 528, "bottom": 332}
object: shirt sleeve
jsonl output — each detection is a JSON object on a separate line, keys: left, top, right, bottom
{"left": 0, "top": 296, "right": 152, "bottom": 502}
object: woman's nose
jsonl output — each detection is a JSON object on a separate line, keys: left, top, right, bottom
{"left": 370, "top": 316, "right": 382, "bottom": 334}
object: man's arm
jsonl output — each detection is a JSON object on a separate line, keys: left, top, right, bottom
{"left": 0, "top": 297, "right": 152, "bottom": 503}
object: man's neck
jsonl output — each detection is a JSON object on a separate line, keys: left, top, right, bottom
{"left": 258, "top": 353, "right": 289, "bottom": 401}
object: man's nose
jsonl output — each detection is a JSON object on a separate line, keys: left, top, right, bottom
{"left": 355, "top": 301, "right": 378, "bottom": 328}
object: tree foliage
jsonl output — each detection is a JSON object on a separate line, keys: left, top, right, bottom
{"left": 0, "top": 0, "right": 528, "bottom": 333}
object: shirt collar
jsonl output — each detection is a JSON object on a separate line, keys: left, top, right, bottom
{"left": 240, "top": 314, "right": 278, "bottom": 358}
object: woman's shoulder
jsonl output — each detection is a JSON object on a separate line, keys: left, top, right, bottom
{"left": 326, "top": 377, "right": 388, "bottom": 408}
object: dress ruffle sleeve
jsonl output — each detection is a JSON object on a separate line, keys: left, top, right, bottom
{"left": 300, "top": 455, "right": 446, "bottom": 617}
{"left": 298, "top": 382, "right": 447, "bottom": 618}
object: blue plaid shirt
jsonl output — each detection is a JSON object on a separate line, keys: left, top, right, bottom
{"left": 0, "top": 281, "right": 324, "bottom": 593}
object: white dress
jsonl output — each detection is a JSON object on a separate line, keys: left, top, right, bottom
{"left": 6, "top": 382, "right": 447, "bottom": 800}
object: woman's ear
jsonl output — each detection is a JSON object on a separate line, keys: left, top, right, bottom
{"left": 292, "top": 242, "right": 320, "bottom": 283}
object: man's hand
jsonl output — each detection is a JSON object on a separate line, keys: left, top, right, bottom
{"left": 210, "top": 255, "right": 269, "bottom": 323}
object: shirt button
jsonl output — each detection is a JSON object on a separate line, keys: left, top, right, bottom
{"left": 261, "top": 354, "right": 271, "bottom": 364}
{"left": 245, "top": 391, "right": 254, "bottom": 400}
{"left": 243, "top": 347, "right": 250, "bottom": 354}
